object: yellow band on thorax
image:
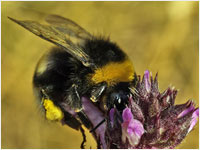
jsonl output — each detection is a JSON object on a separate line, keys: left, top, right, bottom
{"left": 90, "top": 58, "right": 134, "bottom": 86}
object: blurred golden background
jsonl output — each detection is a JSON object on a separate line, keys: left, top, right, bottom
{"left": 2, "top": 1, "right": 199, "bottom": 149}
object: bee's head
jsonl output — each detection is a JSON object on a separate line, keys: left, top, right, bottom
{"left": 107, "top": 82, "right": 131, "bottom": 112}
{"left": 110, "top": 92, "right": 130, "bottom": 112}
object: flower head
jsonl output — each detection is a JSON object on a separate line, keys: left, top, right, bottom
{"left": 103, "top": 70, "right": 199, "bottom": 148}
{"left": 62, "top": 70, "right": 199, "bottom": 149}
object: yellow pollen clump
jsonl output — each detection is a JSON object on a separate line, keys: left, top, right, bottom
{"left": 43, "top": 99, "right": 64, "bottom": 121}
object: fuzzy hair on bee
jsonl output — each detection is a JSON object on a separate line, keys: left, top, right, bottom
{"left": 8, "top": 14, "right": 137, "bottom": 148}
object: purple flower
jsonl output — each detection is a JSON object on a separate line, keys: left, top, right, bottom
{"left": 103, "top": 70, "right": 198, "bottom": 148}
{"left": 121, "top": 108, "right": 144, "bottom": 147}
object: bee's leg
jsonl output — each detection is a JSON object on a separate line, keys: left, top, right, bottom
{"left": 62, "top": 111, "right": 82, "bottom": 130}
{"left": 41, "top": 88, "right": 50, "bottom": 99}
{"left": 80, "top": 126, "right": 86, "bottom": 149}
{"left": 66, "top": 84, "right": 93, "bottom": 129}
{"left": 77, "top": 111, "right": 92, "bottom": 129}
{"left": 90, "top": 82, "right": 107, "bottom": 102}
{"left": 65, "top": 84, "right": 82, "bottom": 112}
{"left": 40, "top": 87, "right": 89, "bottom": 147}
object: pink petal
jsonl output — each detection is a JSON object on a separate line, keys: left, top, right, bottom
{"left": 128, "top": 119, "right": 144, "bottom": 137}
{"left": 109, "top": 108, "right": 115, "bottom": 127}
{"left": 188, "top": 108, "right": 199, "bottom": 133}
{"left": 81, "top": 97, "right": 106, "bottom": 148}
{"left": 178, "top": 102, "right": 195, "bottom": 118}
{"left": 144, "top": 70, "right": 151, "bottom": 93}
{"left": 121, "top": 108, "right": 144, "bottom": 147}
{"left": 122, "top": 107, "right": 133, "bottom": 122}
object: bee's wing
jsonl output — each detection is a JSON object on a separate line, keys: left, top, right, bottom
{"left": 45, "top": 14, "right": 92, "bottom": 40}
{"left": 8, "top": 17, "right": 95, "bottom": 68}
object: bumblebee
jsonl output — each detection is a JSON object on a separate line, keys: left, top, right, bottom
{"left": 9, "top": 15, "right": 136, "bottom": 147}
